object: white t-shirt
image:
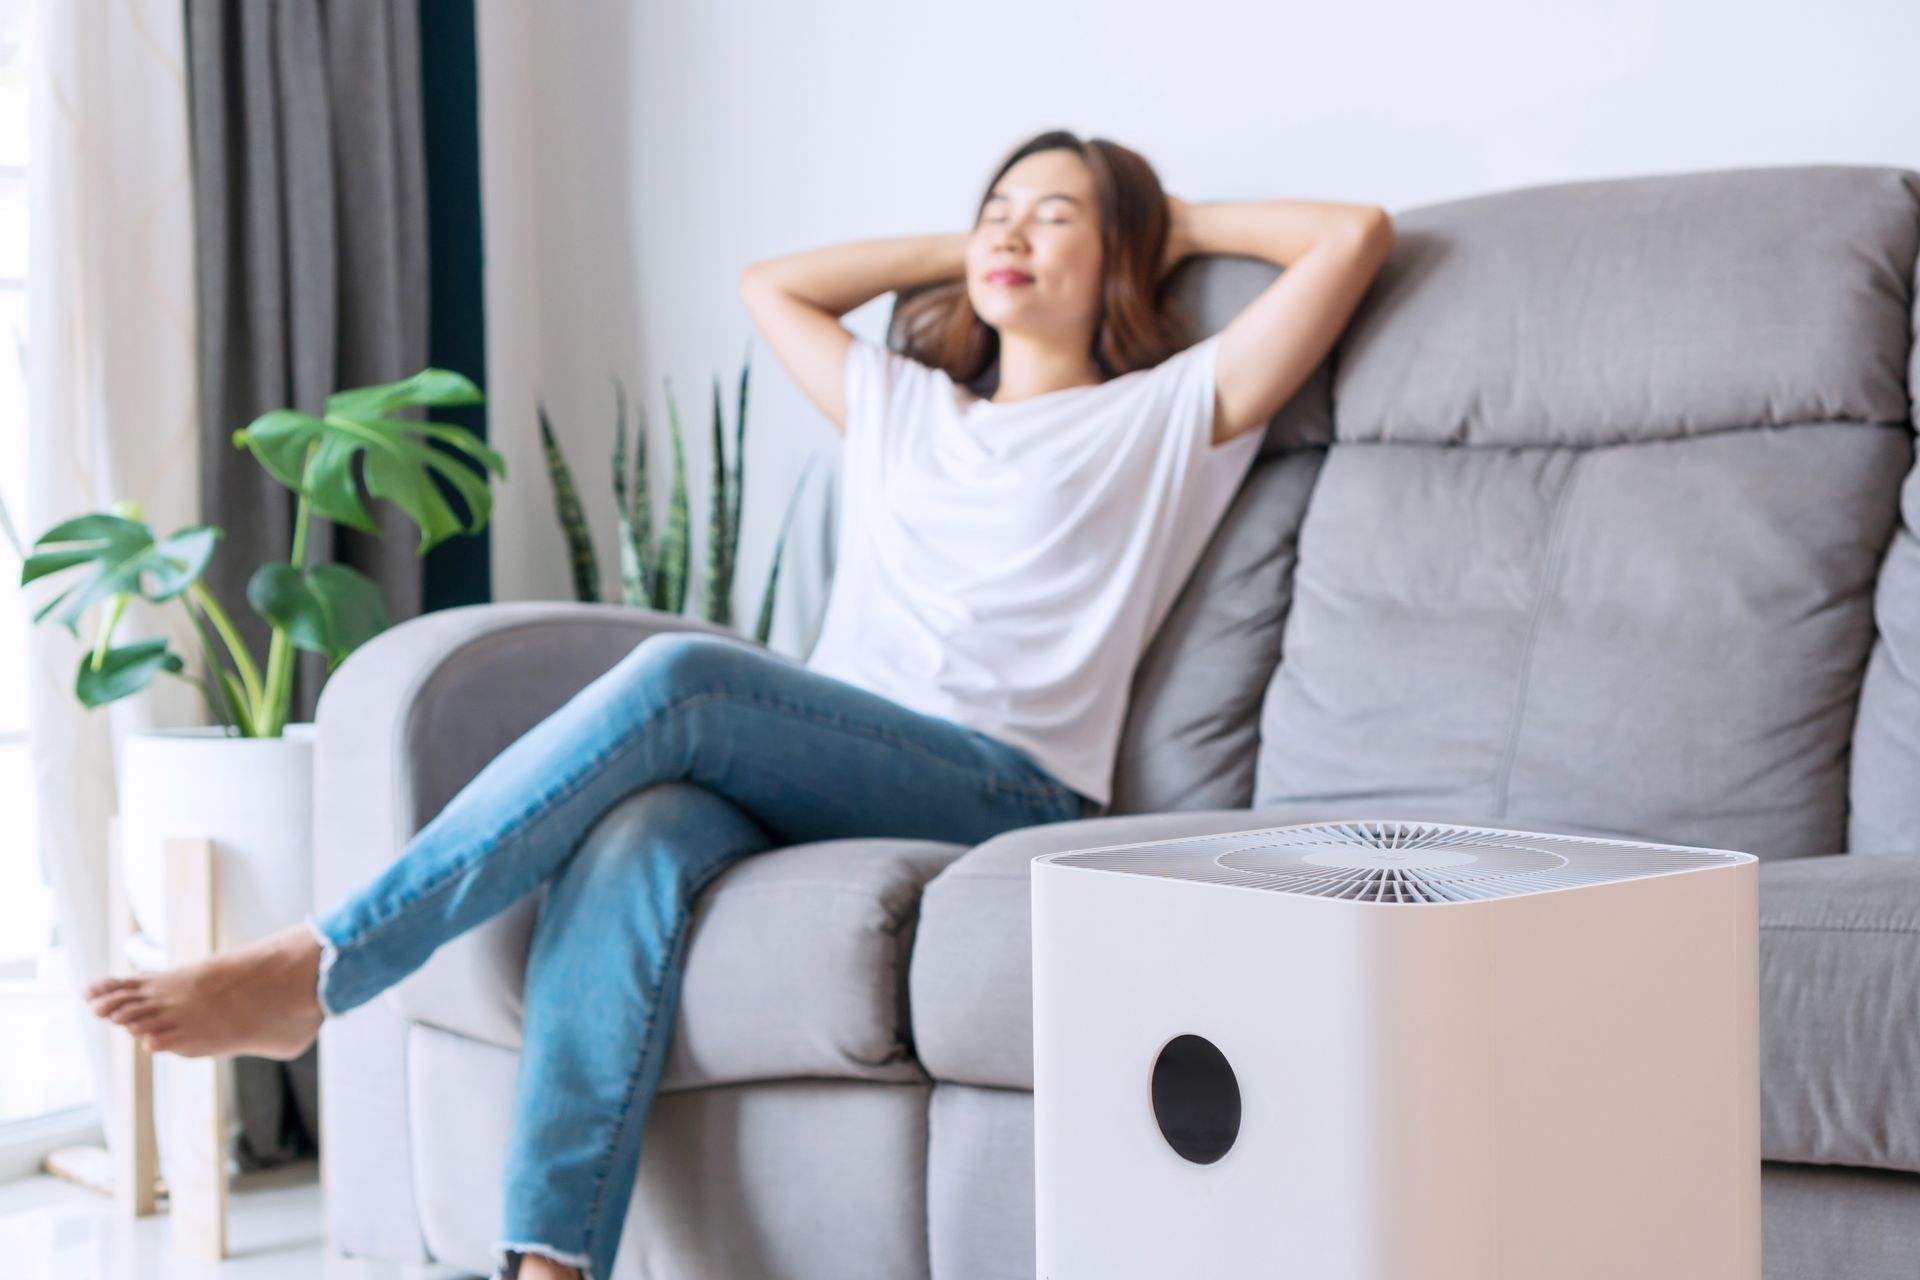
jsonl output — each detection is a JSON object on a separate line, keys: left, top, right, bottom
{"left": 803, "top": 330, "right": 1264, "bottom": 808}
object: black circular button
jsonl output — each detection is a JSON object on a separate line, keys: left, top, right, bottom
{"left": 1151, "top": 1034, "right": 1241, "bottom": 1164}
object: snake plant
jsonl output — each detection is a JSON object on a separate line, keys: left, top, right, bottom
{"left": 543, "top": 341, "right": 798, "bottom": 644}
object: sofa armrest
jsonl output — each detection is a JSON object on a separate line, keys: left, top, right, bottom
{"left": 316, "top": 600, "right": 735, "bottom": 881}
{"left": 310, "top": 600, "right": 731, "bottom": 1264}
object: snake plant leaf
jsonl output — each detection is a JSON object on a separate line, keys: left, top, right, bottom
{"left": 611, "top": 377, "right": 652, "bottom": 608}
{"left": 658, "top": 378, "right": 691, "bottom": 614}
{"left": 232, "top": 370, "right": 501, "bottom": 556}
{"left": 753, "top": 451, "right": 819, "bottom": 645}
{"left": 728, "top": 345, "right": 750, "bottom": 602}
{"left": 631, "top": 395, "right": 656, "bottom": 605}
{"left": 610, "top": 377, "right": 629, "bottom": 514}
{"left": 247, "top": 561, "right": 391, "bottom": 663}
{"left": 539, "top": 402, "right": 600, "bottom": 602}
{"left": 701, "top": 375, "right": 733, "bottom": 627}
{"left": 73, "top": 637, "right": 184, "bottom": 708}
{"left": 753, "top": 548, "right": 781, "bottom": 645}
{"left": 22, "top": 514, "right": 221, "bottom": 637}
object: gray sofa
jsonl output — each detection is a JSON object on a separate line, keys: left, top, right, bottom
{"left": 314, "top": 162, "right": 1920, "bottom": 1278}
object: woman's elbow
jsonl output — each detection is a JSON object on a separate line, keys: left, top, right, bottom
{"left": 1359, "top": 206, "right": 1394, "bottom": 245}
{"left": 739, "top": 262, "right": 788, "bottom": 309}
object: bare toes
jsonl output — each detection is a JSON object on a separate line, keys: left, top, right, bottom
{"left": 103, "top": 998, "right": 156, "bottom": 1025}
{"left": 90, "top": 990, "right": 147, "bottom": 1018}
{"left": 87, "top": 976, "right": 137, "bottom": 1000}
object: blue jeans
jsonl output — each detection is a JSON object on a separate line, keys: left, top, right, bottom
{"left": 303, "top": 630, "right": 1090, "bottom": 1280}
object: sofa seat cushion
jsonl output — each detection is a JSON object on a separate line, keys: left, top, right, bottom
{"left": 909, "top": 806, "right": 1384, "bottom": 1089}
{"left": 1761, "top": 853, "right": 1920, "bottom": 1173}
{"left": 913, "top": 806, "right": 1920, "bottom": 1162}
{"left": 390, "top": 785, "right": 965, "bottom": 1091}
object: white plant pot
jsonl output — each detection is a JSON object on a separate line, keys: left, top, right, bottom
{"left": 117, "top": 722, "right": 317, "bottom": 967}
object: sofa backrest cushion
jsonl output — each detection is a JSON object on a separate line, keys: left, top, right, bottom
{"left": 1105, "top": 449, "right": 1321, "bottom": 814}
{"left": 1851, "top": 174, "right": 1920, "bottom": 855}
{"left": 1103, "top": 255, "right": 1336, "bottom": 814}
{"left": 1253, "top": 165, "right": 1920, "bottom": 859}
{"left": 1853, "top": 453, "right": 1920, "bottom": 854}
{"left": 1331, "top": 166, "right": 1916, "bottom": 449}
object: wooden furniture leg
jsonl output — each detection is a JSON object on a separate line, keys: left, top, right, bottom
{"left": 164, "top": 834, "right": 228, "bottom": 1262}
{"left": 105, "top": 815, "right": 159, "bottom": 1218}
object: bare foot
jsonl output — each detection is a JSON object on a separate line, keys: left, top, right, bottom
{"left": 83, "top": 922, "right": 326, "bottom": 1059}
{"left": 514, "top": 1253, "right": 583, "bottom": 1280}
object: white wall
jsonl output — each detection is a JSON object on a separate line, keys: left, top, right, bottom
{"left": 476, "top": 0, "right": 1920, "bottom": 620}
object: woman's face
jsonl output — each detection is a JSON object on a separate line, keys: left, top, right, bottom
{"left": 966, "top": 149, "right": 1104, "bottom": 344}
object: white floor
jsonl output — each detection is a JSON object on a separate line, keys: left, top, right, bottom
{"left": 0, "top": 1159, "right": 472, "bottom": 1279}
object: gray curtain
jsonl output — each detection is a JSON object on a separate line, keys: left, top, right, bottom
{"left": 186, "top": 0, "right": 428, "bottom": 1169}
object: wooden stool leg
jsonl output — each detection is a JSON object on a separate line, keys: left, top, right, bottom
{"left": 106, "top": 815, "right": 159, "bottom": 1217}
{"left": 164, "top": 835, "right": 227, "bottom": 1262}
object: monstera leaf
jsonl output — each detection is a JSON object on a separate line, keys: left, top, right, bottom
{"left": 73, "top": 636, "right": 184, "bottom": 707}
{"left": 21, "top": 512, "right": 219, "bottom": 636}
{"left": 232, "top": 369, "right": 503, "bottom": 556}
{"left": 20, "top": 367, "right": 498, "bottom": 731}
{"left": 20, "top": 510, "right": 219, "bottom": 708}
{"left": 247, "top": 561, "right": 389, "bottom": 666}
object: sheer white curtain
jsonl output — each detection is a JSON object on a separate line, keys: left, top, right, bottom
{"left": 25, "top": 0, "right": 202, "bottom": 1132}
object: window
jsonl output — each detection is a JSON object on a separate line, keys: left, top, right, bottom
{"left": 0, "top": 0, "right": 91, "bottom": 1138}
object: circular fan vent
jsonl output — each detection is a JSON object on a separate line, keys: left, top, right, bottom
{"left": 1217, "top": 832, "right": 1566, "bottom": 903}
{"left": 1040, "top": 820, "right": 1750, "bottom": 905}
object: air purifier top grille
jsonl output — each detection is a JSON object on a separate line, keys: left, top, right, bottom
{"left": 1034, "top": 820, "right": 1753, "bottom": 905}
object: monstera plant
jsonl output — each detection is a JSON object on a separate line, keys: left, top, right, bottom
{"left": 20, "top": 369, "right": 502, "bottom": 737}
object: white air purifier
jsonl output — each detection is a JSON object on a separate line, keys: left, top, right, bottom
{"left": 1031, "top": 819, "right": 1759, "bottom": 1280}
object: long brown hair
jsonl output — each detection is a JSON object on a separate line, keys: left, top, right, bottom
{"left": 888, "top": 129, "right": 1192, "bottom": 394}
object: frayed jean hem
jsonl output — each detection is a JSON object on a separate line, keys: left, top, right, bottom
{"left": 490, "top": 1239, "right": 595, "bottom": 1280}
{"left": 302, "top": 913, "right": 341, "bottom": 1020}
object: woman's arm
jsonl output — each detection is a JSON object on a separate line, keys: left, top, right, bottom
{"left": 1162, "top": 196, "right": 1394, "bottom": 446}
{"left": 740, "top": 233, "right": 967, "bottom": 432}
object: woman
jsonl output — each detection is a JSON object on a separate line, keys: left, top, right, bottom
{"left": 83, "top": 128, "right": 1391, "bottom": 1280}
